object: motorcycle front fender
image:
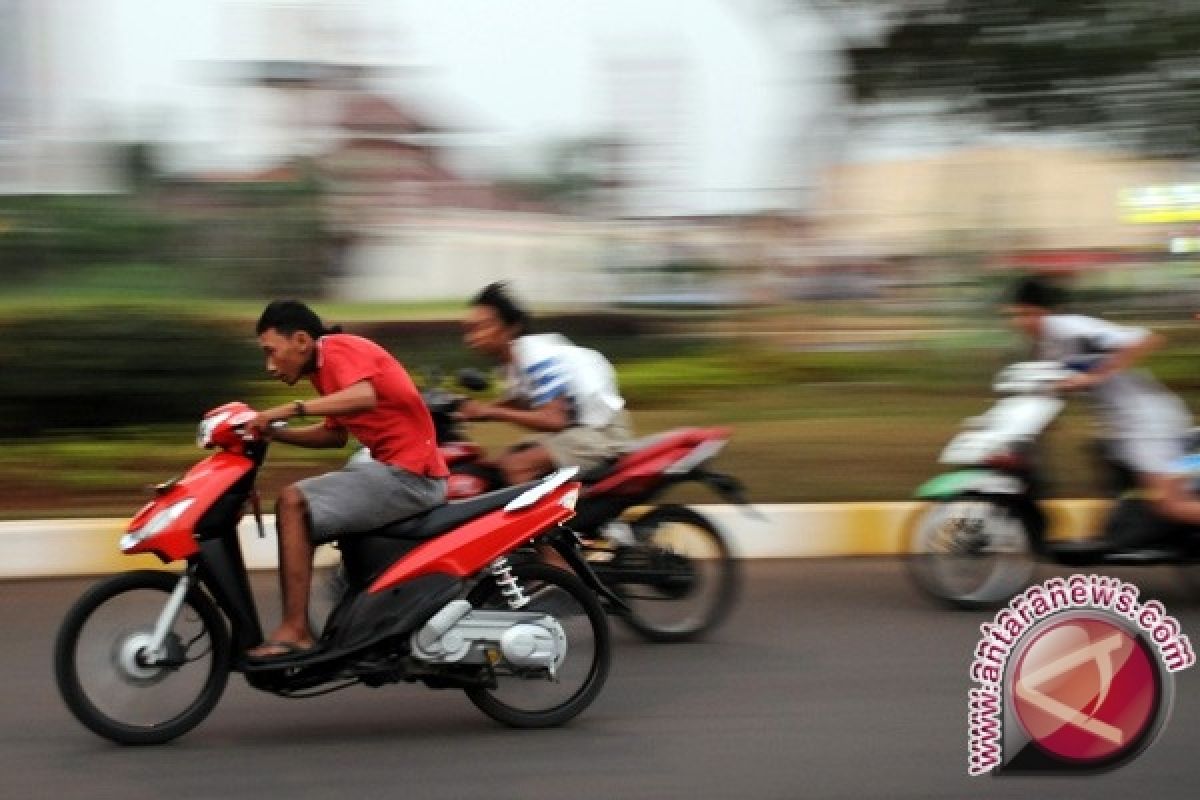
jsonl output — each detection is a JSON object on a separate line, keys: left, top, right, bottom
{"left": 915, "top": 469, "right": 1026, "bottom": 500}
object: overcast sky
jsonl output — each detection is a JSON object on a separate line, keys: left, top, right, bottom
{"left": 392, "top": 0, "right": 837, "bottom": 211}
{"left": 34, "top": 0, "right": 851, "bottom": 212}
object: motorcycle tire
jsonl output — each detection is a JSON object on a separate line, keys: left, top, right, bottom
{"left": 906, "top": 495, "right": 1036, "bottom": 610}
{"left": 465, "top": 563, "right": 610, "bottom": 728}
{"left": 54, "top": 570, "right": 231, "bottom": 745}
{"left": 607, "top": 505, "right": 739, "bottom": 643}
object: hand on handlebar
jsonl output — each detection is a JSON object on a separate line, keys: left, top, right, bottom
{"left": 245, "top": 408, "right": 291, "bottom": 439}
{"left": 455, "top": 399, "right": 492, "bottom": 422}
{"left": 1056, "top": 372, "right": 1104, "bottom": 393}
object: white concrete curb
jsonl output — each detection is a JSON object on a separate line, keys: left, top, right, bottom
{"left": 0, "top": 499, "right": 1111, "bottom": 579}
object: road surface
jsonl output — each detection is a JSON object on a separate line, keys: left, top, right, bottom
{"left": 4, "top": 559, "right": 1198, "bottom": 799}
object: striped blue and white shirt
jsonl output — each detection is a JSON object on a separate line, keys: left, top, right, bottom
{"left": 505, "top": 334, "right": 625, "bottom": 427}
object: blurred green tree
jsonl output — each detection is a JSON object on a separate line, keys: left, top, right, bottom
{"left": 494, "top": 136, "right": 617, "bottom": 215}
{"left": 835, "top": 0, "right": 1200, "bottom": 157}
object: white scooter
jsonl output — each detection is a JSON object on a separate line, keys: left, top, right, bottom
{"left": 907, "top": 361, "right": 1200, "bottom": 609}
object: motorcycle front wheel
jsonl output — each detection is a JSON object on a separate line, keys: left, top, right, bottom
{"left": 906, "top": 496, "right": 1036, "bottom": 610}
{"left": 600, "top": 505, "right": 739, "bottom": 642}
{"left": 54, "top": 570, "right": 231, "bottom": 745}
{"left": 465, "top": 563, "right": 610, "bottom": 728}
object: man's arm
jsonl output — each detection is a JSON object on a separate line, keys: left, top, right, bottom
{"left": 270, "top": 423, "right": 349, "bottom": 449}
{"left": 1059, "top": 331, "right": 1165, "bottom": 391}
{"left": 249, "top": 380, "right": 377, "bottom": 445}
{"left": 458, "top": 396, "right": 571, "bottom": 432}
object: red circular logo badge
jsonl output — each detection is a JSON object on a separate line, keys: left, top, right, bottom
{"left": 1010, "top": 614, "right": 1159, "bottom": 765}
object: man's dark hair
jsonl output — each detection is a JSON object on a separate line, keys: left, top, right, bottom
{"left": 1008, "top": 274, "right": 1066, "bottom": 310}
{"left": 256, "top": 300, "right": 342, "bottom": 338}
{"left": 471, "top": 282, "right": 531, "bottom": 335}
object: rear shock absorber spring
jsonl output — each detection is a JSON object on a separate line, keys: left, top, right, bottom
{"left": 490, "top": 557, "right": 529, "bottom": 609}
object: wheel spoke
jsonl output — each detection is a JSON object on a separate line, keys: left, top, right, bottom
{"left": 465, "top": 564, "right": 610, "bottom": 727}
{"left": 909, "top": 500, "right": 1035, "bottom": 608}
{"left": 612, "top": 507, "right": 737, "bottom": 641}
{"left": 55, "top": 571, "right": 230, "bottom": 744}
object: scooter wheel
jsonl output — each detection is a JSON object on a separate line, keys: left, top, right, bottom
{"left": 464, "top": 563, "right": 610, "bottom": 728}
{"left": 54, "top": 570, "right": 231, "bottom": 745}
{"left": 606, "top": 505, "right": 739, "bottom": 642}
{"left": 906, "top": 496, "right": 1036, "bottom": 610}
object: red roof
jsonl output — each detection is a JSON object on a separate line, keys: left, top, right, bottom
{"left": 339, "top": 94, "right": 432, "bottom": 134}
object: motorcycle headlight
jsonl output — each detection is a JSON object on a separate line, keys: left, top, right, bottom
{"left": 120, "top": 498, "right": 196, "bottom": 551}
{"left": 196, "top": 411, "right": 231, "bottom": 449}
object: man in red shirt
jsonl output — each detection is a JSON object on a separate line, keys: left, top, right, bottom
{"left": 245, "top": 301, "right": 448, "bottom": 662}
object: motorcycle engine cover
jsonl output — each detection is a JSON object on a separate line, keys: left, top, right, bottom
{"left": 411, "top": 610, "right": 566, "bottom": 670}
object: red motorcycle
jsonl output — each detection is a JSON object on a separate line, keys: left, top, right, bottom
{"left": 54, "top": 402, "right": 613, "bottom": 745}
{"left": 421, "top": 370, "right": 751, "bottom": 642}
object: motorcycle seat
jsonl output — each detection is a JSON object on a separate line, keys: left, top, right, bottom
{"left": 370, "top": 481, "right": 540, "bottom": 541}
{"left": 581, "top": 427, "right": 733, "bottom": 485}
{"left": 578, "top": 457, "right": 620, "bottom": 483}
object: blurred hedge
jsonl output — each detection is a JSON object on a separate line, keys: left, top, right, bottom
{"left": 0, "top": 178, "right": 331, "bottom": 299}
{"left": 0, "top": 195, "right": 173, "bottom": 283}
{"left": 350, "top": 312, "right": 707, "bottom": 382}
{"left": 0, "top": 310, "right": 256, "bottom": 436}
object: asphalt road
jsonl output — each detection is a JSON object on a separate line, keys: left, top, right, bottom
{"left": 4, "top": 559, "right": 1199, "bottom": 800}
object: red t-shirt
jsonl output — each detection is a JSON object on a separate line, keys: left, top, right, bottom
{"left": 310, "top": 334, "right": 448, "bottom": 478}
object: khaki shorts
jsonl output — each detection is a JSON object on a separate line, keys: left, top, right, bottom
{"left": 530, "top": 411, "right": 634, "bottom": 474}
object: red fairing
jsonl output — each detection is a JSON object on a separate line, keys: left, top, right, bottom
{"left": 586, "top": 427, "right": 730, "bottom": 496}
{"left": 123, "top": 451, "right": 256, "bottom": 562}
{"left": 440, "top": 441, "right": 485, "bottom": 465}
{"left": 368, "top": 483, "right": 579, "bottom": 593}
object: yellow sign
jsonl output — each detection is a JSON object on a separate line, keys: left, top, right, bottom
{"left": 1121, "top": 185, "right": 1200, "bottom": 224}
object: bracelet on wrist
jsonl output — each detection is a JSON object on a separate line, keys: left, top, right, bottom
{"left": 292, "top": 400, "right": 307, "bottom": 419}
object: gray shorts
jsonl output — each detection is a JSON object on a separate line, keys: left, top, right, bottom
{"left": 1110, "top": 436, "right": 1187, "bottom": 477}
{"left": 1101, "top": 388, "right": 1191, "bottom": 475}
{"left": 532, "top": 411, "right": 634, "bottom": 473}
{"left": 294, "top": 458, "right": 446, "bottom": 544}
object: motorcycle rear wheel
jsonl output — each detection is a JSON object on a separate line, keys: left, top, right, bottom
{"left": 54, "top": 570, "right": 231, "bottom": 745}
{"left": 906, "top": 496, "right": 1036, "bottom": 610}
{"left": 465, "top": 563, "right": 610, "bottom": 728}
{"left": 605, "top": 505, "right": 739, "bottom": 642}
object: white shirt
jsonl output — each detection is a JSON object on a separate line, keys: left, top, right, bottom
{"left": 1038, "top": 314, "right": 1189, "bottom": 439}
{"left": 505, "top": 334, "right": 625, "bottom": 428}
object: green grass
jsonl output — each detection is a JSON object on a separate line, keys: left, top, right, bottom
{"left": 3, "top": 299, "right": 1199, "bottom": 516}
{"left": 0, "top": 353, "right": 1165, "bottom": 517}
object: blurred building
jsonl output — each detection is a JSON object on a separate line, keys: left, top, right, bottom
{"left": 0, "top": 0, "right": 808, "bottom": 306}
{"left": 0, "top": 0, "right": 120, "bottom": 192}
{"left": 812, "top": 145, "right": 1182, "bottom": 258}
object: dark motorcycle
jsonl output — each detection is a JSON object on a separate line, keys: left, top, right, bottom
{"left": 418, "top": 369, "right": 753, "bottom": 642}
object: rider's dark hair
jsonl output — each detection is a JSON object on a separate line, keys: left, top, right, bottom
{"left": 471, "top": 282, "right": 531, "bottom": 336}
{"left": 256, "top": 300, "right": 342, "bottom": 338}
{"left": 1008, "top": 274, "right": 1066, "bottom": 310}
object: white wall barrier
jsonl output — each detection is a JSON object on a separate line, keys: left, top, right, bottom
{"left": 0, "top": 500, "right": 1111, "bottom": 580}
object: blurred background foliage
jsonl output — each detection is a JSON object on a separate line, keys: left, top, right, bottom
{"left": 4, "top": 176, "right": 1200, "bottom": 513}
{"left": 0, "top": 310, "right": 254, "bottom": 436}
{"left": 843, "top": 0, "right": 1200, "bottom": 157}
{"left": 0, "top": 167, "right": 330, "bottom": 303}
{"left": 9, "top": 0, "right": 1200, "bottom": 514}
